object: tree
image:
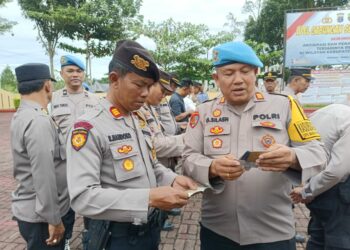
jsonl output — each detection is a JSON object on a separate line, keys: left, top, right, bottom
{"left": 224, "top": 12, "right": 245, "bottom": 39}
{"left": 0, "top": 0, "right": 16, "bottom": 35}
{"left": 242, "top": 0, "right": 264, "bottom": 21}
{"left": 57, "top": 0, "right": 142, "bottom": 81}
{"left": 0, "top": 66, "right": 17, "bottom": 92}
{"left": 18, "top": 0, "right": 73, "bottom": 77}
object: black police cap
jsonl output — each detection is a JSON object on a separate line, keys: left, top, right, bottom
{"left": 159, "top": 70, "right": 173, "bottom": 92}
{"left": 112, "top": 40, "right": 159, "bottom": 82}
{"left": 15, "top": 63, "right": 56, "bottom": 84}
{"left": 291, "top": 68, "right": 313, "bottom": 81}
{"left": 263, "top": 71, "right": 278, "bottom": 80}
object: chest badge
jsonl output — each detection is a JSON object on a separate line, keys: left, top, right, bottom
{"left": 261, "top": 134, "right": 275, "bottom": 148}
{"left": 110, "top": 107, "right": 122, "bottom": 118}
{"left": 210, "top": 126, "right": 224, "bottom": 135}
{"left": 117, "top": 145, "right": 133, "bottom": 154}
{"left": 123, "top": 159, "right": 134, "bottom": 171}
{"left": 71, "top": 129, "right": 88, "bottom": 151}
{"left": 189, "top": 112, "right": 200, "bottom": 128}
{"left": 213, "top": 109, "right": 221, "bottom": 117}
{"left": 212, "top": 138, "right": 223, "bottom": 148}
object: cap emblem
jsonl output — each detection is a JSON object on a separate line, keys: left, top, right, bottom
{"left": 131, "top": 55, "right": 149, "bottom": 71}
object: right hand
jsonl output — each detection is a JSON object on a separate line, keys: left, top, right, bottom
{"left": 149, "top": 186, "right": 189, "bottom": 211}
{"left": 46, "top": 222, "right": 65, "bottom": 246}
{"left": 209, "top": 154, "right": 244, "bottom": 181}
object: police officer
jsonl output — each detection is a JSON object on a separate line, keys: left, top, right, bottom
{"left": 182, "top": 41, "right": 327, "bottom": 249}
{"left": 263, "top": 71, "right": 278, "bottom": 94}
{"left": 51, "top": 54, "right": 100, "bottom": 138}
{"left": 283, "top": 68, "right": 313, "bottom": 98}
{"left": 291, "top": 104, "right": 350, "bottom": 250}
{"left": 11, "top": 63, "right": 74, "bottom": 250}
{"left": 66, "top": 40, "right": 197, "bottom": 250}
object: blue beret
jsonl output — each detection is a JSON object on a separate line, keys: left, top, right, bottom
{"left": 212, "top": 41, "right": 263, "bottom": 68}
{"left": 60, "top": 55, "right": 85, "bottom": 71}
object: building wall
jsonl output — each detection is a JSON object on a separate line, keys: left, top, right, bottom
{"left": 0, "top": 89, "right": 19, "bottom": 111}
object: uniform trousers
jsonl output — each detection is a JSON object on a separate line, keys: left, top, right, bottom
{"left": 17, "top": 208, "right": 75, "bottom": 250}
{"left": 306, "top": 178, "right": 350, "bottom": 250}
{"left": 200, "top": 224, "right": 296, "bottom": 250}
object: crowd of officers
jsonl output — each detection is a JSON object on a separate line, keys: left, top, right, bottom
{"left": 9, "top": 39, "right": 350, "bottom": 250}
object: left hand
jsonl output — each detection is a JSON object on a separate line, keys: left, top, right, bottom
{"left": 172, "top": 176, "right": 198, "bottom": 191}
{"left": 256, "top": 144, "right": 297, "bottom": 172}
{"left": 290, "top": 186, "right": 313, "bottom": 204}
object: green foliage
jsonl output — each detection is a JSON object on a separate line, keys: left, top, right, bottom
{"left": 140, "top": 18, "right": 233, "bottom": 81}
{"left": 245, "top": 39, "right": 283, "bottom": 66}
{"left": 0, "top": 65, "right": 17, "bottom": 92}
{"left": 244, "top": 0, "right": 349, "bottom": 50}
{"left": 13, "top": 98, "right": 20, "bottom": 109}
{"left": 0, "top": 0, "right": 16, "bottom": 34}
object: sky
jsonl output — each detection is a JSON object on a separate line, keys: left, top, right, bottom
{"left": 0, "top": 0, "right": 247, "bottom": 79}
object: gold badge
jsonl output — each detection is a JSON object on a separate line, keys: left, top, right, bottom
{"left": 255, "top": 92, "right": 265, "bottom": 101}
{"left": 60, "top": 56, "right": 67, "bottom": 65}
{"left": 131, "top": 55, "right": 149, "bottom": 71}
{"left": 268, "top": 72, "right": 272, "bottom": 77}
{"left": 71, "top": 129, "right": 88, "bottom": 151}
{"left": 260, "top": 121, "right": 275, "bottom": 128}
{"left": 210, "top": 126, "right": 224, "bottom": 135}
{"left": 139, "top": 119, "right": 146, "bottom": 128}
{"left": 152, "top": 147, "right": 157, "bottom": 160}
{"left": 123, "top": 159, "right": 134, "bottom": 171}
{"left": 110, "top": 107, "right": 122, "bottom": 118}
{"left": 213, "top": 109, "right": 221, "bottom": 117}
{"left": 117, "top": 145, "right": 133, "bottom": 154}
{"left": 212, "top": 138, "right": 223, "bottom": 148}
{"left": 261, "top": 134, "right": 275, "bottom": 148}
{"left": 189, "top": 112, "right": 200, "bottom": 128}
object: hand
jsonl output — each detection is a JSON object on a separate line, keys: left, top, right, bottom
{"left": 257, "top": 144, "right": 297, "bottom": 172}
{"left": 172, "top": 176, "right": 198, "bottom": 191}
{"left": 290, "top": 187, "right": 313, "bottom": 204}
{"left": 149, "top": 186, "right": 189, "bottom": 211}
{"left": 46, "top": 222, "right": 65, "bottom": 246}
{"left": 209, "top": 154, "right": 244, "bottom": 181}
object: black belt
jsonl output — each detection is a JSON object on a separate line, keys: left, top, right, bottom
{"left": 109, "top": 209, "right": 161, "bottom": 237}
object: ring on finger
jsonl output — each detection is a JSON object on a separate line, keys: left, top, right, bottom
{"left": 226, "top": 173, "right": 230, "bottom": 178}
{"left": 53, "top": 239, "right": 57, "bottom": 244}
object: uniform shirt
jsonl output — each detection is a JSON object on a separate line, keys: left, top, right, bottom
{"left": 304, "top": 104, "right": 350, "bottom": 198}
{"left": 51, "top": 88, "right": 100, "bottom": 139}
{"left": 282, "top": 85, "right": 296, "bottom": 98}
{"left": 182, "top": 93, "right": 326, "bottom": 245}
{"left": 11, "top": 100, "right": 70, "bottom": 225}
{"left": 169, "top": 92, "right": 187, "bottom": 122}
{"left": 139, "top": 104, "right": 184, "bottom": 167}
{"left": 66, "top": 98, "right": 177, "bottom": 223}
{"left": 155, "top": 98, "right": 178, "bottom": 136}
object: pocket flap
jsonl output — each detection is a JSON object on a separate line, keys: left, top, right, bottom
{"left": 52, "top": 106, "right": 71, "bottom": 116}
{"left": 252, "top": 120, "right": 283, "bottom": 130}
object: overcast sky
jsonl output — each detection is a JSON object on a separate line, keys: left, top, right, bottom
{"left": 0, "top": 0, "right": 247, "bottom": 79}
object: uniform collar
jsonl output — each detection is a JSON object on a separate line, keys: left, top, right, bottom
{"left": 62, "top": 87, "right": 88, "bottom": 97}
{"left": 100, "top": 98, "right": 127, "bottom": 120}
{"left": 19, "top": 99, "right": 46, "bottom": 112}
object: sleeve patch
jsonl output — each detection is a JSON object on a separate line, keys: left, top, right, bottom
{"left": 189, "top": 112, "right": 200, "bottom": 128}
{"left": 71, "top": 129, "right": 89, "bottom": 151}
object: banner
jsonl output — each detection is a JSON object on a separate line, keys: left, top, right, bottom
{"left": 285, "top": 9, "right": 350, "bottom": 67}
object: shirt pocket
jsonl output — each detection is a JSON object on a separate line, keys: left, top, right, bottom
{"left": 52, "top": 106, "right": 71, "bottom": 128}
{"left": 203, "top": 123, "right": 231, "bottom": 155}
{"left": 110, "top": 142, "right": 145, "bottom": 182}
{"left": 252, "top": 120, "right": 284, "bottom": 150}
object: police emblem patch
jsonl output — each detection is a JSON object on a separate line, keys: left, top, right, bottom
{"left": 71, "top": 129, "right": 89, "bottom": 151}
{"left": 123, "top": 159, "right": 134, "bottom": 171}
{"left": 212, "top": 138, "right": 223, "bottom": 148}
{"left": 189, "top": 112, "right": 200, "bottom": 128}
{"left": 260, "top": 121, "right": 275, "bottom": 128}
{"left": 60, "top": 56, "right": 67, "bottom": 65}
{"left": 261, "top": 134, "right": 275, "bottom": 148}
{"left": 131, "top": 55, "right": 150, "bottom": 71}
{"left": 110, "top": 107, "right": 122, "bottom": 118}
{"left": 117, "top": 145, "right": 133, "bottom": 154}
{"left": 213, "top": 109, "right": 222, "bottom": 117}
{"left": 210, "top": 126, "right": 224, "bottom": 135}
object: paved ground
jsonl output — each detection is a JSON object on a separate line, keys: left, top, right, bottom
{"left": 0, "top": 112, "right": 309, "bottom": 249}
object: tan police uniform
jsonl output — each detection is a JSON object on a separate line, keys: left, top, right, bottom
{"left": 282, "top": 86, "right": 296, "bottom": 98}
{"left": 155, "top": 98, "right": 179, "bottom": 136}
{"left": 11, "top": 100, "right": 70, "bottom": 225}
{"left": 139, "top": 104, "right": 184, "bottom": 168}
{"left": 66, "top": 98, "right": 177, "bottom": 223}
{"left": 182, "top": 91, "right": 326, "bottom": 245}
{"left": 51, "top": 88, "right": 100, "bottom": 138}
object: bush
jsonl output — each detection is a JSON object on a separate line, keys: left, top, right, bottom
{"left": 13, "top": 98, "right": 20, "bottom": 109}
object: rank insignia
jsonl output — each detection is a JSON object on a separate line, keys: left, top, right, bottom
{"left": 219, "top": 97, "right": 225, "bottom": 104}
{"left": 71, "top": 129, "right": 89, "bottom": 151}
{"left": 212, "top": 138, "right": 223, "bottom": 148}
{"left": 210, "top": 126, "right": 224, "bottom": 135}
{"left": 131, "top": 55, "right": 149, "bottom": 71}
{"left": 261, "top": 134, "right": 275, "bottom": 148}
{"left": 255, "top": 92, "right": 265, "bottom": 101}
{"left": 117, "top": 145, "right": 133, "bottom": 154}
{"left": 260, "top": 121, "right": 275, "bottom": 128}
{"left": 213, "top": 109, "right": 221, "bottom": 117}
{"left": 189, "top": 112, "right": 200, "bottom": 128}
{"left": 152, "top": 147, "right": 157, "bottom": 160}
{"left": 110, "top": 107, "right": 122, "bottom": 118}
{"left": 123, "top": 159, "right": 134, "bottom": 171}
